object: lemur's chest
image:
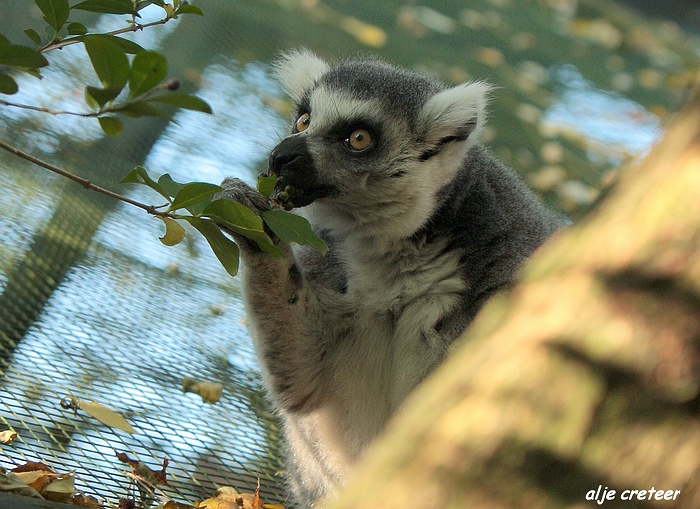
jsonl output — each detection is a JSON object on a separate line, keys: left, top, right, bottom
{"left": 343, "top": 237, "right": 466, "bottom": 313}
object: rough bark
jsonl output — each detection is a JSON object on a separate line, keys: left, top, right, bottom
{"left": 325, "top": 83, "right": 700, "bottom": 509}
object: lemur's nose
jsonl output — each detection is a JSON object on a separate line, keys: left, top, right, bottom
{"left": 268, "top": 135, "right": 311, "bottom": 176}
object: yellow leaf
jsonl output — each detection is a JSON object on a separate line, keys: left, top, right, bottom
{"left": 0, "top": 430, "right": 17, "bottom": 444}
{"left": 182, "top": 377, "right": 223, "bottom": 404}
{"left": 79, "top": 400, "right": 136, "bottom": 434}
{"left": 340, "top": 16, "right": 387, "bottom": 48}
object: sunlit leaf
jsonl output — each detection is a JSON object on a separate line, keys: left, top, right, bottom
{"left": 119, "top": 166, "right": 171, "bottom": 202}
{"left": 0, "top": 73, "right": 18, "bottom": 95}
{"left": 203, "top": 199, "right": 282, "bottom": 255}
{"left": 158, "top": 217, "right": 186, "bottom": 246}
{"left": 78, "top": 400, "right": 136, "bottom": 434}
{"left": 157, "top": 173, "right": 183, "bottom": 200}
{"left": 148, "top": 93, "right": 213, "bottom": 113}
{"left": 71, "top": 0, "right": 134, "bottom": 15}
{"left": 167, "top": 182, "right": 222, "bottom": 212}
{"left": 186, "top": 218, "right": 240, "bottom": 277}
{"left": 0, "top": 44, "right": 49, "bottom": 69}
{"left": 98, "top": 116, "right": 123, "bottom": 137}
{"left": 175, "top": 4, "right": 203, "bottom": 16}
{"left": 262, "top": 209, "right": 328, "bottom": 254}
{"left": 83, "top": 35, "right": 129, "bottom": 91}
{"left": 66, "top": 22, "right": 88, "bottom": 36}
{"left": 129, "top": 51, "right": 167, "bottom": 98}
{"left": 0, "top": 430, "right": 17, "bottom": 444}
{"left": 257, "top": 174, "right": 277, "bottom": 198}
{"left": 35, "top": 0, "right": 70, "bottom": 34}
{"left": 24, "top": 28, "right": 42, "bottom": 46}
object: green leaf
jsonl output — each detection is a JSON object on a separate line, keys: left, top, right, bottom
{"left": 24, "top": 29, "right": 42, "bottom": 46}
{"left": 167, "top": 182, "right": 222, "bottom": 213}
{"left": 186, "top": 218, "right": 240, "bottom": 277}
{"left": 0, "top": 44, "right": 49, "bottom": 69}
{"left": 83, "top": 35, "right": 129, "bottom": 91}
{"left": 157, "top": 173, "right": 183, "bottom": 200}
{"left": 71, "top": 0, "right": 134, "bottom": 15}
{"left": 148, "top": 93, "right": 213, "bottom": 114}
{"left": 67, "top": 22, "right": 88, "bottom": 36}
{"left": 175, "top": 4, "right": 203, "bottom": 15}
{"left": 0, "top": 34, "right": 9, "bottom": 47}
{"left": 129, "top": 51, "right": 167, "bottom": 98}
{"left": 203, "top": 199, "right": 282, "bottom": 255}
{"left": 115, "top": 101, "right": 172, "bottom": 120}
{"left": 136, "top": 1, "right": 157, "bottom": 11}
{"left": 0, "top": 73, "right": 18, "bottom": 95}
{"left": 262, "top": 209, "right": 328, "bottom": 254}
{"left": 158, "top": 217, "right": 186, "bottom": 246}
{"left": 35, "top": 0, "right": 70, "bottom": 33}
{"left": 102, "top": 35, "right": 144, "bottom": 54}
{"left": 98, "top": 116, "right": 123, "bottom": 137}
{"left": 257, "top": 174, "right": 277, "bottom": 198}
{"left": 120, "top": 166, "right": 171, "bottom": 202}
{"left": 85, "top": 85, "right": 122, "bottom": 108}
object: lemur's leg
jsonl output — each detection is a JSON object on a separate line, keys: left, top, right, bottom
{"left": 217, "top": 177, "right": 328, "bottom": 412}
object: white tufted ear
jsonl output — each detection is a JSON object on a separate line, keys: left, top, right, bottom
{"left": 417, "top": 82, "right": 491, "bottom": 158}
{"left": 273, "top": 49, "right": 330, "bottom": 103}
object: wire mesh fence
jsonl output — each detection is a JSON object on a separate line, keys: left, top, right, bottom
{"left": 0, "top": 187, "right": 289, "bottom": 505}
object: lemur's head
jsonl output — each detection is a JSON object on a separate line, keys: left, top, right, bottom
{"left": 270, "top": 49, "right": 490, "bottom": 238}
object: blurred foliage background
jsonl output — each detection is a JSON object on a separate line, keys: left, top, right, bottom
{"left": 0, "top": 0, "right": 699, "bottom": 506}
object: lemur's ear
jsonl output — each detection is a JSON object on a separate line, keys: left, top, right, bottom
{"left": 274, "top": 49, "right": 329, "bottom": 103}
{"left": 417, "top": 82, "right": 491, "bottom": 160}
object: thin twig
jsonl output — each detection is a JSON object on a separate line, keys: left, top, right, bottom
{"left": 40, "top": 18, "right": 172, "bottom": 53}
{"left": 0, "top": 99, "right": 95, "bottom": 117}
{"left": 0, "top": 139, "right": 174, "bottom": 219}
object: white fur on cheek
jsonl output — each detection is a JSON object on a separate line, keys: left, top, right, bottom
{"left": 273, "top": 49, "right": 330, "bottom": 103}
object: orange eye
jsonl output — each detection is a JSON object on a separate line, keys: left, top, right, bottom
{"left": 295, "top": 112, "right": 310, "bottom": 133}
{"left": 347, "top": 129, "right": 372, "bottom": 151}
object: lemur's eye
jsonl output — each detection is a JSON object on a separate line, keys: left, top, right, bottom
{"left": 295, "top": 112, "right": 310, "bottom": 133}
{"left": 346, "top": 129, "right": 372, "bottom": 151}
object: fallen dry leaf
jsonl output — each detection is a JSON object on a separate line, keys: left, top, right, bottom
{"left": 0, "top": 468, "right": 42, "bottom": 498}
{"left": 41, "top": 473, "right": 76, "bottom": 503}
{"left": 79, "top": 400, "right": 136, "bottom": 435}
{"left": 71, "top": 493, "right": 103, "bottom": 508}
{"left": 182, "top": 377, "right": 223, "bottom": 404}
{"left": 0, "top": 430, "right": 17, "bottom": 444}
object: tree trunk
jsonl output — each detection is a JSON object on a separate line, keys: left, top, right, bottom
{"left": 326, "top": 82, "right": 700, "bottom": 509}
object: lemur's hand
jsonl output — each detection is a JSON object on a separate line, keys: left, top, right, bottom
{"left": 217, "top": 177, "right": 280, "bottom": 254}
{"left": 218, "top": 177, "right": 271, "bottom": 216}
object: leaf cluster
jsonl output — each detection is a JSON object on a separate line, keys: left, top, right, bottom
{"left": 1, "top": 0, "right": 207, "bottom": 136}
{"left": 1, "top": 1, "right": 329, "bottom": 277}
{"left": 120, "top": 169, "right": 328, "bottom": 277}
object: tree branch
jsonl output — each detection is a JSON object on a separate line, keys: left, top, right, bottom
{"left": 0, "top": 139, "right": 173, "bottom": 219}
{"left": 40, "top": 18, "right": 172, "bottom": 53}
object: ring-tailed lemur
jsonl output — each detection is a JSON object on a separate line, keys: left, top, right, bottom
{"left": 219, "top": 50, "right": 561, "bottom": 507}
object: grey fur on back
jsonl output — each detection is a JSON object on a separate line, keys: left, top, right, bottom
{"left": 218, "top": 50, "right": 562, "bottom": 508}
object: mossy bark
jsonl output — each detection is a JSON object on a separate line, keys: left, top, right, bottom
{"left": 326, "top": 84, "right": 700, "bottom": 509}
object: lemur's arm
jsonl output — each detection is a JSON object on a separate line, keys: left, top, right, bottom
{"left": 218, "top": 177, "right": 333, "bottom": 412}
